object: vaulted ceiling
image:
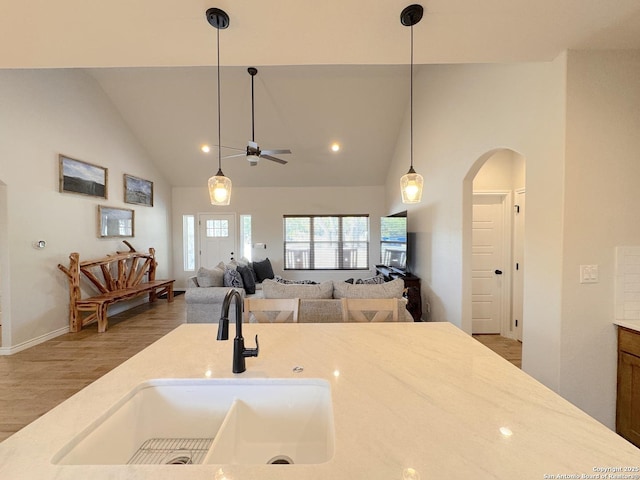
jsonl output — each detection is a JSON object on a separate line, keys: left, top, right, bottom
{"left": 3, "top": 1, "right": 640, "bottom": 187}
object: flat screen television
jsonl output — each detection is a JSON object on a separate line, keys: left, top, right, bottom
{"left": 380, "top": 211, "right": 407, "bottom": 271}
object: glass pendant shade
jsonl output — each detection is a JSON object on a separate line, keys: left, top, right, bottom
{"left": 400, "top": 166, "right": 423, "bottom": 204}
{"left": 208, "top": 169, "right": 232, "bottom": 205}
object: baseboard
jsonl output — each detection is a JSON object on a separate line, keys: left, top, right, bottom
{"left": 0, "top": 325, "right": 70, "bottom": 356}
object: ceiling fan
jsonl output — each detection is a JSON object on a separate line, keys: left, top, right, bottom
{"left": 224, "top": 67, "right": 292, "bottom": 166}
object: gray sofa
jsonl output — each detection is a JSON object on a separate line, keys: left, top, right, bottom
{"left": 185, "top": 276, "right": 264, "bottom": 324}
{"left": 185, "top": 277, "right": 413, "bottom": 323}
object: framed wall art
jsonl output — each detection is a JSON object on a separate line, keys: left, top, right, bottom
{"left": 124, "top": 174, "right": 153, "bottom": 207}
{"left": 98, "top": 206, "right": 134, "bottom": 238}
{"left": 59, "top": 154, "right": 108, "bottom": 199}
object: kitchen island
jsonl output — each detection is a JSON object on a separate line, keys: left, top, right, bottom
{"left": 1, "top": 322, "right": 639, "bottom": 479}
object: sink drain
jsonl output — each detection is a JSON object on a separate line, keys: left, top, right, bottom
{"left": 267, "top": 455, "right": 294, "bottom": 465}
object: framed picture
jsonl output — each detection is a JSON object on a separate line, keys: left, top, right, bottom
{"left": 124, "top": 174, "right": 153, "bottom": 207}
{"left": 59, "top": 154, "right": 108, "bottom": 199}
{"left": 98, "top": 206, "right": 134, "bottom": 238}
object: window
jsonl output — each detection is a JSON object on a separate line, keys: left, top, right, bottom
{"left": 240, "top": 215, "right": 252, "bottom": 261}
{"left": 283, "top": 215, "right": 369, "bottom": 270}
{"left": 206, "top": 219, "right": 228, "bottom": 238}
{"left": 183, "top": 215, "right": 195, "bottom": 271}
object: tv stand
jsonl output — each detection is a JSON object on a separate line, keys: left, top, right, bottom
{"left": 376, "top": 265, "right": 422, "bottom": 322}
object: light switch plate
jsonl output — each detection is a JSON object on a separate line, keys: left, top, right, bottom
{"left": 580, "top": 264, "right": 599, "bottom": 284}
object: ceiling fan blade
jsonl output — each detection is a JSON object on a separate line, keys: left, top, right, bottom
{"left": 261, "top": 149, "right": 291, "bottom": 155}
{"left": 213, "top": 144, "right": 246, "bottom": 152}
{"left": 222, "top": 153, "right": 246, "bottom": 159}
{"left": 261, "top": 155, "right": 288, "bottom": 165}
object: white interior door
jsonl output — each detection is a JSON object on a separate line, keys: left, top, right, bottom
{"left": 198, "top": 213, "right": 236, "bottom": 268}
{"left": 513, "top": 190, "right": 525, "bottom": 341}
{"left": 472, "top": 194, "right": 508, "bottom": 334}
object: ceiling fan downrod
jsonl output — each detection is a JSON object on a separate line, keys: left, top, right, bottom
{"left": 248, "top": 67, "right": 258, "bottom": 143}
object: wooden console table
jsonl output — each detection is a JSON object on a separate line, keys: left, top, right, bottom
{"left": 376, "top": 265, "right": 422, "bottom": 321}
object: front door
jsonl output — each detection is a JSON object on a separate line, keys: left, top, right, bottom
{"left": 198, "top": 213, "right": 236, "bottom": 268}
{"left": 472, "top": 194, "right": 507, "bottom": 334}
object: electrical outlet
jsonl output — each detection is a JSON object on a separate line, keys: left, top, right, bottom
{"left": 579, "top": 265, "right": 599, "bottom": 284}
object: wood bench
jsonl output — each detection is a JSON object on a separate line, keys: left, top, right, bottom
{"left": 58, "top": 242, "right": 175, "bottom": 333}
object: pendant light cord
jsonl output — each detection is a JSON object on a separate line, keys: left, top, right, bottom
{"left": 410, "top": 22, "right": 414, "bottom": 170}
{"left": 216, "top": 26, "right": 222, "bottom": 173}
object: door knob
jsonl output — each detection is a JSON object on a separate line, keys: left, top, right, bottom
{"left": 495, "top": 269, "right": 503, "bottom": 275}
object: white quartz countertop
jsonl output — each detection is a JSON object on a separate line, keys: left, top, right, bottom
{"left": 1, "top": 322, "right": 640, "bottom": 480}
{"left": 614, "top": 319, "right": 640, "bottom": 333}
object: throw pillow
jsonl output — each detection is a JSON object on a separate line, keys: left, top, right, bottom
{"left": 298, "top": 299, "right": 345, "bottom": 323}
{"left": 230, "top": 260, "right": 257, "bottom": 281}
{"left": 223, "top": 267, "right": 244, "bottom": 288}
{"left": 253, "top": 258, "right": 275, "bottom": 282}
{"left": 274, "top": 275, "right": 318, "bottom": 285}
{"left": 236, "top": 256, "right": 251, "bottom": 267}
{"left": 355, "top": 274, "right": 385, "bottom": 285}
{"left": 237, "top": 264, "right": 256, "bottom": 295}
{"left": 333, "top": 277, "right": 404, "bottom": 299}
{"left": 196, "top": 266, "right": 224, "bottom": 287}
{"left": 262, "top": 279, "right": 333, "bottom": 299}
{"left": 248, "top": 263, "right": 258, "bottom": 282}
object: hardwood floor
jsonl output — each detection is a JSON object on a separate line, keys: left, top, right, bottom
{"left": 473, "top": 334, "right": 522, "bottom": 368}
{"left": 0, "top": 296, "right": 186, "bottom": 442}
{"left": 0, "top": 299, "right": 522, "bottom": 443}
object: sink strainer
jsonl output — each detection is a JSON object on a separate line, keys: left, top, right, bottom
{"left": 267, "top": 455, "right": 294, "bottom": 465}
{"left": 127, "top": 438, "right": 213, "bottom": 465}
{"left": 164, "top": 454, "right": 193, "bottom": 465}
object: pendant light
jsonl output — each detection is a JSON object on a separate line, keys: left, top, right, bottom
{"left": 206, "top": 7, "right": 232, "bottom": 206}
{"left": 400, "top": 4, "right": 424, "bottom": 204}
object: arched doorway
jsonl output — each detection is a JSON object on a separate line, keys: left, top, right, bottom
{"left": 462, "top": 148, "right": 526, "bottom": 342}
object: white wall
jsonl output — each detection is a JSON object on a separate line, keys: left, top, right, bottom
{"left": 385, "top": 59, "right": 568, "bottom": 396}
{"left": 0, "top": 69, "right": 172, "bottom": 352}
{"left": 171, "top": 185, "right": 386, "bottom": 288}
{"left": 559, "top": 50, "right": 640, "bottom": 428}
{"left": 473, "top": 150, "right": 525, "bottom": 191}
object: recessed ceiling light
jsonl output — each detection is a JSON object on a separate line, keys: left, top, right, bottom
{"left": 201, "top": 145, "right": 211, "bottom": 153}
{"left": 330, "top": 143, "right": 340, "bottom": 152}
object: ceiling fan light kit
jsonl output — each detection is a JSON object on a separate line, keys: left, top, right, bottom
{"left": 206, "top": 7, "right": 232, "bottom": 206}
{"left": 400, "top": 4, "right": 424, "bottom": 205}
